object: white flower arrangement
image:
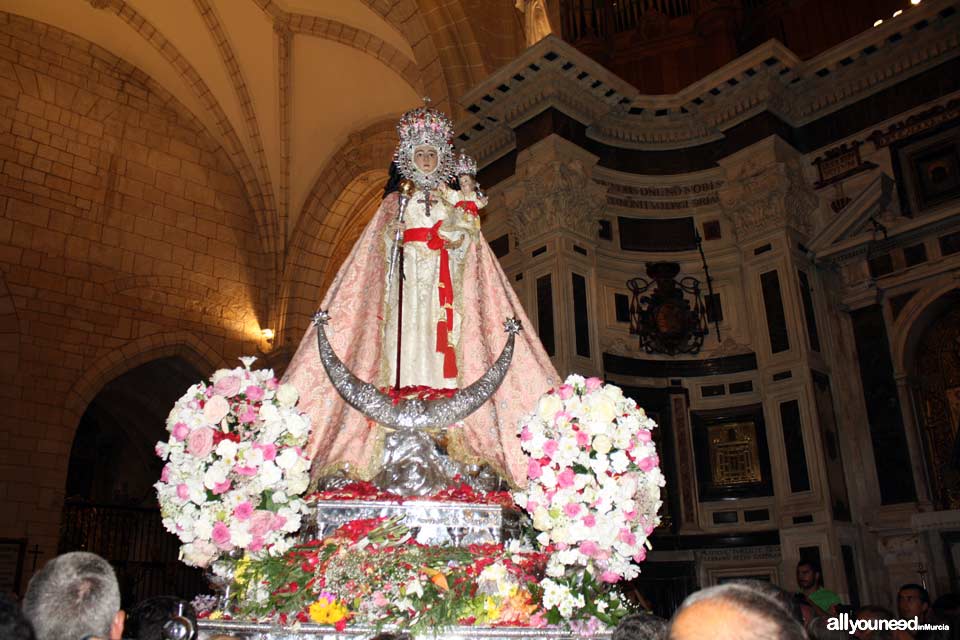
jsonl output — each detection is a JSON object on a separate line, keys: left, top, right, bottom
{"left": 513, "top": 374, "right": 664, "bottom": 620}
{"left": 154, "top": 357, "right": 312, "bottom": 568}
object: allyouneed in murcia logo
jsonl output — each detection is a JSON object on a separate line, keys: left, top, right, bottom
{"left": 827, "top": 613, "right": 950, "bottom": 635}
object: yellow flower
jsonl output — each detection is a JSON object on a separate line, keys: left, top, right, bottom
{"left": 233, "top": 556, "right": 251, "bottom": 585}
{"left": 207, "top": 611, "right": 223, "bottom": 621}
{"left": 309, "top": 597, "right": 350, "bottom": 625}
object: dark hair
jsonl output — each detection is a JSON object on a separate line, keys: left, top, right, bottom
{"left": 125, "top": 596, "right": 197, "bottom": 640}
{"left": 0, "top": 593, "right": 35, "bottom": 640}
{"left": 899, "top": 583, "right": 931, "bottom": 604}
{"left": 382, "top": 161, "right": 403, "bottom": 198}
{"left": 614, "top": 611, "right": 667, "bottom": 640}
{"left": 671, "top": 580, "right": 807, "bottom": 640}
{"left": 797, "top": 559, "right": 824, "bottom": 587}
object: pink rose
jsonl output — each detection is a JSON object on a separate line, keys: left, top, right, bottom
{"left": 204, "top": 387, "right": 214, "bottom": 398}
{"left": 176, "top": 484, "right": 189, "bottom": 501}
{"left": 557, "top": 467, "right": 575, "bottom": 489}
{"left": 638, "top": 455, "right": 659, "bottom": 472}
{"left": 234, "top": 465, "right": 257, "bottom": 476}
{"left": 576, "top": 431, "right": 590, "bottom": 447}
{"left": 580, "top": 540, "right": 599, "bottom": 557}
{"left": 213, "top": 376, "right": 241, "bottom": 397}
{"left": 266, "top": 377, "right": 279, "bottom": 390}
{"left": 372, "top": 591, "right": 389, "bottom": 607}
{"left": 160, "top": 465, "right": 171, "bottom": 483}
{"left": 563, "top": 502, "right": 581, "bottom": 518}
{"left": 212, "top": 522, "right": 232, "bottom": 549}
{"left": 203, "top": 395, "right": 230, "bottom": 424}
{"left": 244, "top": 385, "right": 265, "bottom": 402}
{"left": 186, "top": 427, "right": 214, "bottom": 458}
{"left": 172, "top": 422, "right": 189, "bottom": 441}
{"left": 527, "top": 459, "right": 542, "bottom": 480}
{"left": 633, "top": 547, "right": 647, "bottom": 563}
{"left": 543, "top": 439, "right": 559, "bottom": 457}
{"left": 582, "top": 514, "right": 596, "bottom": 527}
{"left": 271, "top": 514, "right": 287, "bottom": 531}
{"left": 520, "top": 426, "right": 533, "bottom": 442}
{"left": 254, "top": 442, "right": 277, "bottom": 461}
{"left": 526, "top": 500, "right": 539, "bottom": 513}
{"left": 248, "top": 510, "right": 274, "bottom": 537}
{"left": 636, "top": 430, "right": 652, "bottom": 443}
{"left": 585, "top": 377, "right": 603, "bottom": 392}
{"left": 599, "top": 571, "right": 621, "bottom": 584}
{"left": 233, "top": 502, "right": 253, "bottom": 520}
{"left": 558, "top": 384, "right": 574, "bottom": 400}
{"left": 239, "top": 407, "right": 257, "bottom": 424}
{"left": 618, "top": 528, "right": 637, "bottom": 546}
{"left": 212, "top": 479, "right": 231, "bottom": 495}
{"left": 248, "top": 536, "right": 264, "bottom": 552}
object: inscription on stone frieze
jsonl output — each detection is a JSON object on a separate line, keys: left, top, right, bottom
{"left": 697, "top": 545, "right": 782, "bottom": 563}
{"left": 868, "top": 99, "right": 960, "bottom": 148}
{"left": 600, "top": 180, "right": 724, "bottom": 211}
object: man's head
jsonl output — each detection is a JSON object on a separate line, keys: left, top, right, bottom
{"left": 897, "top": 583, "right": 930, "bottom": 620}
{"left": 797, "top": 560, "right": 823, "bottom": 591}
{"left": 22, "top": 552, "right": 124, "bottom": 640}
{"left": 854, "top": 606, "right": 896, "bottom": 639}
{"left": 669, "top": 581, "right": 807, "bottom": 640}
{"left": 125, "top": 596, "right": 197, "bottom": 640}
{"left": 0, "top": 592, "right": 35, "bottom": 640}
{"left": 613, "top": 612, "right": 668, "bottom": 640}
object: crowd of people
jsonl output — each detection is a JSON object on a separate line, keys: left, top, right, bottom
{"left": 2, "top": 552, "right": 957, "bottom": 640}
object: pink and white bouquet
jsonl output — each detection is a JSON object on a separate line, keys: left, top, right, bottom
{"left": 155, "top": 357, "right": 312, "bottom": 568}
{"left": 513, "top": 374, "right": 663, "bottom": 621}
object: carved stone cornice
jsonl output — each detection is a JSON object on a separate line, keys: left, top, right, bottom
{"left": 456, "top": 1, "right": 959, "bottom": 161}
{"left": 500, "top": 136, "right": 608, "bottom": 245}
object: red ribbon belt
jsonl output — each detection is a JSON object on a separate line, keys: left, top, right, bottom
{"left": 455, "top": 200, "right": 479, "bottom": 217}
{"left": 403, "top": 221, "right": 457, "bottom": 379}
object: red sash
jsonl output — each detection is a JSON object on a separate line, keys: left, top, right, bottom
{"left": 455, "top": 200, "right": 479, "bottom": 217}
{"left": 402, "top": 221, "right": 457, "bottom": 379}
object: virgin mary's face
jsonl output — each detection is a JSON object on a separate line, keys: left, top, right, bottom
{"left": 413, "top": 145, "right": 439, "bottom": 175}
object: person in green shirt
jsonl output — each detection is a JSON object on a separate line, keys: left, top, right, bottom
{"left": 796, "top": 559, "right": 842, "bottom": 615}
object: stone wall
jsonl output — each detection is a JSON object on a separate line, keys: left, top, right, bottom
{"left": 0, "top": 12, "right": 269, "bottom": 567}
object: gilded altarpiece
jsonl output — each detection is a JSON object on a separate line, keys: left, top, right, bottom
{"left": 914, "top": 295, "right": 960, "bottom": 509}
{"left": 691, "top": 405, "right": 774, "bottom": 501}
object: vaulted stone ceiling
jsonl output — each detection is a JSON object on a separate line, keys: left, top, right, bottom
{"left": 2, "top": 0, "right": 524, "bottom": 251}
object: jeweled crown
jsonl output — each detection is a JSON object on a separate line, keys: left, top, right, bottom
{"left": 453, "top": 151, "right": 478, "bottom": 177}
{"left": 394, "top": 101, "right": 455, "bottom": 190}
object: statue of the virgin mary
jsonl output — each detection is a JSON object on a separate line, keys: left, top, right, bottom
{"left": 282, "top": 104, "right": 558, "bottom": 491}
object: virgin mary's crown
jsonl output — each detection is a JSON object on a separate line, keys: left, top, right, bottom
{"left": 395, "top": 101, "right": 455, "bottom": 190}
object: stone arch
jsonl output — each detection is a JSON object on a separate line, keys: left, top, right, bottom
{"left": 891, "top": 278, "right": 960, "bottom": 378}
{"left": 279, "top": 119, "right": 397, "bottom": 341}
{"left": 60, "top": 331, "right": 222, "bottom": 443}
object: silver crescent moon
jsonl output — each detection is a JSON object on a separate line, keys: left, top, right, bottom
{"left": 312, "top": 311, "right": 521, "bottom": 430}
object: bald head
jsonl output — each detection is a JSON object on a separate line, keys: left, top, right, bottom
{"left": 669, "top": 582, "right": 806, "bottom": 640}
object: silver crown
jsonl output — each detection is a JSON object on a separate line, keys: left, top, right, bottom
{"left": 394, "top": 100, "right": 455, "bottom": 190}
{"left": 453, "top": 151, "right": 478, "bottom": 177}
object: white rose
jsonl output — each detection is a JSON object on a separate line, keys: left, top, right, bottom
{"left": 537, "top": 394, "right": 563, "bottom": 420}
{"left": 275, "top": 448, "right": 299, "bottom": 470}
{"left": 276, "top": 384, "right": 299, "bottom": 408}
{"left": 259, "top": 403, "right": 280, "bottom": 422}
{"left": 215, "top": 440, "right": 238, "bottom": 461}
{"left": 593, "top": 434, "right": 613, "bottom": 455}
{"left": 259, "top": 461, "right": 282, "bottom": 487}
{"left": 589, "top": 396, "right": 617, "bottom": 424}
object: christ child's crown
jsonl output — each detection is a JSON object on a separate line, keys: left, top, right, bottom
{"left": 453, "top": 151, "right": 478, "bottom": 177}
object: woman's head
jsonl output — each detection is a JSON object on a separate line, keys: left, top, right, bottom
{"left": 413, "top": 145, "right": 439, "bottom": 175}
